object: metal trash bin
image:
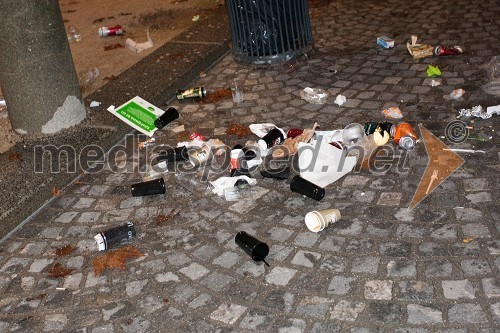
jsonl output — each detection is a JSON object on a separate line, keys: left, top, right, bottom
{"left": 226, "top": 0, "right": 314, "bottom": 65}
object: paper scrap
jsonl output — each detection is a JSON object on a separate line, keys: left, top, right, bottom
{"left": 381, "top": 107, "right": 403, "bottom": 119}
{"left": 297, "top": 140, "right": 357, "bottom": 188}
{"left": 125, "top": 30, "right": 153, "bottom": 53}
{"left": 90, "top": 101, "right": 101, "bottom": 108}
{"left": 407, "top": 35, "right": 433, "bottom": 59}
{"left": 334, "top": 95, "right": 347, "bottom": 106}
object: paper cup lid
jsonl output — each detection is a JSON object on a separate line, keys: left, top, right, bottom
{"left": 304, "top": 211, "right": 323, "bottom": 232}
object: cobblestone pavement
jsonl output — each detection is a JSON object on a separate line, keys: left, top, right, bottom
{"left": 1, "top": 0, "right": 499, "bottom": 332}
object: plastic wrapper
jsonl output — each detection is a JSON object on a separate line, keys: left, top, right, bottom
{"left": 458, "top": 105, "right": 491, "bottom": 119}
{"left": 300, "top": 87, "right": 329, "bottom": 104}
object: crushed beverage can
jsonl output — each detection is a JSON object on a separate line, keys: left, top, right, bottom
{"left": 394, "top": 122, "right": 417, "bottom": 149}
{"left": 434, "top": 45, "right": 463, "bottom": 56}
{"left": 98, "top": 25, "right": 124, "bottom": 37}
{"left": 94, "top": 221, "right": 136, "bottom": 251}
{"left": 176, "top": 87, "right": 206, "bottom": 100}
{"left": 378, "top": 121, "right": 395, "bottom": 137}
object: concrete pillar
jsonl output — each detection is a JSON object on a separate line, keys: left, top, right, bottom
{"left": 0, "top": 0, "right": 86, "bottom": 135}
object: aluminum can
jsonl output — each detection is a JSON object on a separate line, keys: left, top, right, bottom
{"left": 176, "top": 87, "right": 206, "bottom": 100}
{"left": 434, "top": 45, "right": 463, "bottom": 56}
{"left": 94, "top": 221, "right": 136, "bottom": 251}
{"left": 98, "top": 25, "right": 124, "bottom": 37}
{"left": 394, "top": 122, "right": 417, "bottom": 149}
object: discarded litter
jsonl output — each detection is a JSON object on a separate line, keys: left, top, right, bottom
{"left": 67, "top": 25, "right": 81, "bottom": 42}
{"left": 130, "top": 178, "right": 166, "bottom": 197}
{"left": 486, "top": 104, "right": 500, "bottom": 116}
{"left": 305, "top": 209, "right": 341, "bottom": 233}
{"left": 377, "top": 36, "right": 394, "bottom": 49}
{"left": 223, "top": 179, "right": 254, "bottom": 201}
{"left": 381, "top": 107, "right": 403, "bottom": 119}
{"left": 89, "top": 101, "right": 101, "bottom": 108}
{"left": 334, "top": 94, "right": 347, "bottom": 106}
{"left": 188, "top": 143, "right": 213, "bottom": 167}
{"left": 94, "top": 221, "right": 136, "bottom": 251}
{"left": 342, "top": 123, "right": 366, "bottom": 146}
{"left": 393, "top": 122, "right": 417, "bottom": 149}
{"left": 192, "top": 15, "right": 200, "bottom": 21}
{"left": 107, "top": 96, "right": 167, "bottom": 136}
{"left": 176, "top": 87, "right": 206, "bottom": 100}
{"left": 98, "top": 25, "right": 124, "bottom": 37}
{"left": 235, "top": 231, "right": 270, "bottom": 266}
{"left": 92, "top": 245, "right": 143, "bottom": 276}
{"left": 272, "top": 123, "right": 318, "bottom": 158}
{"left": 175, "top": 171, "right": 211, "bottom": 194}
{"left": 435, "top": 45, "right": 463, "bottom": 56}
{"left": 450, "top": 88, "right": 465, "bottom": 100}
{"left": 300, "top": 87, "right": 329, "bottom": 104}
{"left": 427, "top": 65, "right": 442, "bottom": 77}
{"left": 443, "top": 148, "right": 486, "bottom": 154}
{"left": 258, "top": 127, "right": 286, "bottom": 151}
{"left": 458, "top": 105, "right": 491, "bottom": 119}
{"left": 126, "top": 30, "right": 153, "bottom": 53}
{"left": 210, "top": 176, "right": 256, "bottom": 197}
{"left": 230, "top": 79, "right": 244, "bottom": 103}
{"left": 153, "top": 146, "right": 188, "bottom": 166}
{"left": 290, "top": 175, "right": 325, "bottom": 201}
{"left": 260, "top": 166, "right": 290, "bottom": 180}
{"left": 154, "top": 107, "right": 179, "bottom": 130}
{"left": 0, "top": 98, "right": 6, "bottom": 107}
{"left": 407, "top": 35, "right": 433, "bottom": 59}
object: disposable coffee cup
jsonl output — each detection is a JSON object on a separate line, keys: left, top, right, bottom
{"left": 154, "top": 107, "right": 179, "bottom": 129}
{"left": 258, "top": 128, "right": 285, "bottom": 150}
{"left": 94, "top": 221, "right": 136, "bottom": 251}
{"left": 130, "top": 177, "right": 165, "bottom": 197}
{"left": 290, "top": 175, "right": 325, "bottom": 201}
{"left": 304, "top": 209, "right": 341, "bottom": 232}
{"left": 235, "top": 231, "right": 270, "bottom": 266}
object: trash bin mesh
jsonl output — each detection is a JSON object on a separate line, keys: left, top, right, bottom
{"left": 226, "top": 0, "right": 313, "bottom": 65}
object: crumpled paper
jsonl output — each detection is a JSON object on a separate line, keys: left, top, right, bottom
{"left": 210, "top": 176, "right": 257, "bottom": 196}
{"left": 300, "top": 87, "right": 329, "bottom": 104}
{"left": 407, "top": 35, "right": 433, "bottom": 59}
{"left": 249, "top": 123, "right": 277, "bottom": 138}
{"left": 125, "top": 30, "right": 153, "bottom": 53}
{"left": 381, "top": 107, "right": 403, "bottom": 119}
{"left": 272, "top": 123, "right": 319, "bottom": 158}
{"left": 334, "top": 94, "right": 347, "bottom": 106}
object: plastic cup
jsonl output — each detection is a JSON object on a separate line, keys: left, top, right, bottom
{"left": 235, "top": 231, "right": 270, "bottom": 265}
{"left": 290, "top": 175, "right": 325, "bottom": 201}
{"left": 258, "top": 128, "right": 285, "bottom": 150}
{"left": 94, "top": 221, "right": 136, "bottom": 251}
{"left": 130, "top": 177, "right": 165, "bottom": 197}
{"left": 231, "top": 79, "right": 243, "bottom": 103}
{"left": 230, "top": 149, "right": 242, "bottom": 170}
{"left": 154, "top": 107, "right": 179, "bottom": 129}
{"left": 304, "top": 209, "right": 341, "bottom": 232}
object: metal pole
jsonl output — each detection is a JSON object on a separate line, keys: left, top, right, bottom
{"left": 0, "top": 0, "right": 86, "bottom": 135}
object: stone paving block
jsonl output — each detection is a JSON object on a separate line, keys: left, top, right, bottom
{"left": 328, "top": 276, "right": 357, "bottom": 295}
{"left": 72, "top": 198, "right": 96, "bottom": 209}
{"left": 482, "top": 278, "right": 500, "bottom": 298}
{"left": 454, "top": 207, "right": 483, "bottom": 221}
{"left": 179, "top": 262, "right": 209, "bottom": 280}
{"left": 364, "top": 280, "right": 393, "bottom": 300}
{"left": 267, "top": 245, "right": 293, "bottom": 262}
{"left": 121, "top": 317, "right": 150, "bottom": 333}
{"left": 295, "top": 296, "right": 332, "bottom": 318}
{"left": 267, "top": 227, "right": 294, "bottom": 242}
{"left": 425, "top": 260, "right": 453, "bottom": 278}
{"left": 336, "top": 219, "right": 363, "bottom": 237}
{"left": 448, "top": 303, "right": 488, "bottom": 323}
{"left": 171, "top": 284, "right": 197, "bottom": 303}
{"left": 293, "top": 232, "right": 319, "bottom": 247}
{"left": 491, "top": 302, "right": 500, "bottom": 324}
{"left": 166, "top": 253, "right": 191, "bottom": 266}
{"left": 28, "top": 258, "right": 54, "bottom": 273}
{"left": 369, "top": 302, "right": 400, "bottom": 324}
{"left": 291, "top": 250, "right": 322, "bottom": 268}
{"left": 330, "top": 300, "right": 365, "bottom": 321}
{"left": 239, "top": 309, "right": 273, "bottom": 330}
{"left": 407, "top": 304, "right": 442, "bottom": 324}
{"left": 442, "top": 280, "right": 476, "bottom": 299}
{"left": 272, "top": 318, "right": 306, "bottom": 333}
{"left": 188, "top": 293, "right": 213, "bottom": 309}
{"left": 379, "top": 242, "right": 412, "bottom": 257}
{"left": 155, "top": 272, "right": 179, "bottom": 283}
{"left": 54, "top": 211, "right": 79, "bottom": 223}
{"left": 265, "top": 266, "right": 297, "bottom": 286}
{"left": 463, "top": 178, "right": 489, "bottom": 192}
{"left": 237, "top": 261, "right": 266, "bottom": 278}
{"left": 466, "top": 192, "right": 492, "bottom": 203}
{"left": 43, "top": 314, "right": 68, "bottom": 332}
{"left": 319, "top": 255, "right": 346, "bottom": 273}
{"left": 399, "top": 281, "right": 435, "bottom": 301}
{"left": 351, "top": 256, "right": 379, "bottom": 275}
{"left": 451, "top": 242, "right": 481, "bottom": 256}
{"left": 430, "top": 224, "right": 458, "bottom": 240}
{"left": 200, "top": 272, "right": 234, "bottom": 292}
{"left": 461, "top": 223, "right": 491, "bottom": 238}
{"left": 1, "top": 257, "right": 30, "bottom": 273}
{"left": 76, "top": 212, "right": 101, "bottom": 224}
{"left": 210, "top": 303, "right": 247, "bottom": 325}
{"left": 262, "top": 290, "right": 294, "bottom": 313}
{"left": 387, "top": 260, "right": 417, "bottom": 278}
{"left": 212, "top": 251, "right": 240, "bottom": 268}
{"left": 311, "top": 323, "right": 342, "bottom": 333}
{"left": 461, "top": 259, "right": 492, "bottom": 276}
{"left": 486, "top": 240, "right": 500, "bottom": 255}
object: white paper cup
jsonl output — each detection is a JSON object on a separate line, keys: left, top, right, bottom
{"left": 304, "top": 209, "right": 341, "bottom": 232}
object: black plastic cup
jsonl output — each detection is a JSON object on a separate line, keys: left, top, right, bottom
{"left": 235, "top": 231, "right": 270, "bottom": 266}
{"left": 290, "top": 175, "right": 325, "bottom": 201}
{"left": 154, "top": 107, "right": 179, "bottom": 129}
{"left": 153, "top": 146, "right": 188, "bottom": 165}
{"left": 94, "top": 221, "right": 136, "bottom": 251}
{"left": 258, "top": 128, "right": 285, "bottom": 150}
{"left": 130, "top": 178, "right": 166, "bottom": 197}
